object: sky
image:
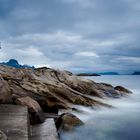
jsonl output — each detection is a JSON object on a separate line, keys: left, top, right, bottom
{"left": 0, "top": 0, "right": 140, "bottom": 73}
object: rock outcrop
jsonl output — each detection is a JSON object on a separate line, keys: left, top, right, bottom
{"left": 0, "top": 65, "right": 132, "bottom": 124}
{"left": 0, "top": 130, "right": 7, "bottom": 140}
{"left": 114, "top": 86, "right": 132, "bottom": 95}
{"left": 0, "top": 76, "right": 12, "bottom": 104}
{"left": 60, "top": 113, "right": 84, "bottom": 131}
{"left": 15, "top": 96, "right": 45, "bottom": 124}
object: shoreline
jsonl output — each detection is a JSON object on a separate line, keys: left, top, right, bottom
{"left": 0, "top": 65, "right": 132, "bottom": 139}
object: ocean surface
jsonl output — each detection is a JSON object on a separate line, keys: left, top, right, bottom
{"left": 61, "top": 75, "right": 140, "bottom": 140}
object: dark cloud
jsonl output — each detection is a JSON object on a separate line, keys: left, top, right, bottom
{"left": 0, "top": 0, "right": 140, "bottom": 73}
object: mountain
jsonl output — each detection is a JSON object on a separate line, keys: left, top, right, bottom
{"left": 0, "top": 59, "right": 35, "bottom": 69}
{"left": 132, "top": 72, "right": 140, "bottom": 75}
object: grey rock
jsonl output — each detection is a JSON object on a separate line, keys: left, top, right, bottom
{"left": 0, "top": 130, "right": 7, "bottom": 140}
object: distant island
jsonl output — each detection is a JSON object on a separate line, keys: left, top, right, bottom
{"left": 77, "top": 73, "right": 100, "bottom": 76}
{"left": 0, "top": 59, "right": 34, "bottom": 69}
{"left": 99, "top": 72, "right": 119, "bottom": 75}
{"left": 132, "top": 72, "right": 140, "bottom": 75}
{"left": 77, "top": 72, "right": 119, "bottom": 76}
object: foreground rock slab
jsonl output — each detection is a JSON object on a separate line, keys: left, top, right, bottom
{"left": 31, "top": 118, "right": 59, "bottom": 140}
{"left": 0, "top": 105, "right": 30, "bottom": 140}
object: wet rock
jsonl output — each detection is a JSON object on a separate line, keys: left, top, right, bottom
{"left": 115, "top": 86, "right": 132, "bottom": 94}
{"left": 0, "top": 130, "right": 7, "bottom": 140}
{"left": 96, "top": 83, "right": 123, "bottom": 98}
{"left": 15, "top": 96, "right": 45, "bottom": 124}
{"left": 59, "top": 113, "right": 84, "bottom": 131}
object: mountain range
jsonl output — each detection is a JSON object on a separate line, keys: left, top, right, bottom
{"left": 0, "top": 59, "right": 34, "bottom": 69}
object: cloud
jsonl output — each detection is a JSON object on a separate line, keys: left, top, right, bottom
{"left": 61, "top": 0, "right": 92, "bottom": 8}
{"left": 116, "top": 56, "right": 140, "bottom": 64}
{"left": 75, "top": 52, "right": 99, "bottom": 57}
{"left": 16, "top": 46, "right": 43, "bottom": 57}
{"left": 0, "top": 0, "right": 140, "bottom": 73}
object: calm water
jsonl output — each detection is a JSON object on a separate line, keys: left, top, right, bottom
{"left": 61, "top": 75, "right": 140, "bottom": 140}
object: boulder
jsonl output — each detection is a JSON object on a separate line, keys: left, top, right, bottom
{"left": 114, "top": 86, "right": 132, "bottom": 94}
{"left": 0, "top": 130, "right": 7, "bottom": 140}
{"left": 15, "top": 96, "right": 45, "bottom": 124}
{"left": 0, "top": 76, "right": 12, "bottom": 104}
{"left": 59, "top": 113, "right": 84, "bottom": 131}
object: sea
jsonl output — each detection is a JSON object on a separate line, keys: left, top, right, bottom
{"left": 61, "top": 75, "right": 140, "bottom": 140}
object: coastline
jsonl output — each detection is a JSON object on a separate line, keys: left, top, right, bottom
{"left": 0, "top": 65, "right": 132, "bottom": 139}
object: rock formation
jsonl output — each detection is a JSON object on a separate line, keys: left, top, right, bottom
{"left": 0, "top": 76, "right": 12, "bottom": 104}
{"left": 0, "top": 130, "right": 7, "bottom": 140}
{"left": 56, "top": 113, "right": 84, "bottom": 133}
{"left": 15, "top": 96, "right": 45, "bottom": 124}
{"left": 0, "top": 65, "right": 132, "bottom": 124}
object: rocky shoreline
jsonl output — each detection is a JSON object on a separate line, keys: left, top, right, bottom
{"left": 0, "top": 65, "right": 132, "bottom": 138}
